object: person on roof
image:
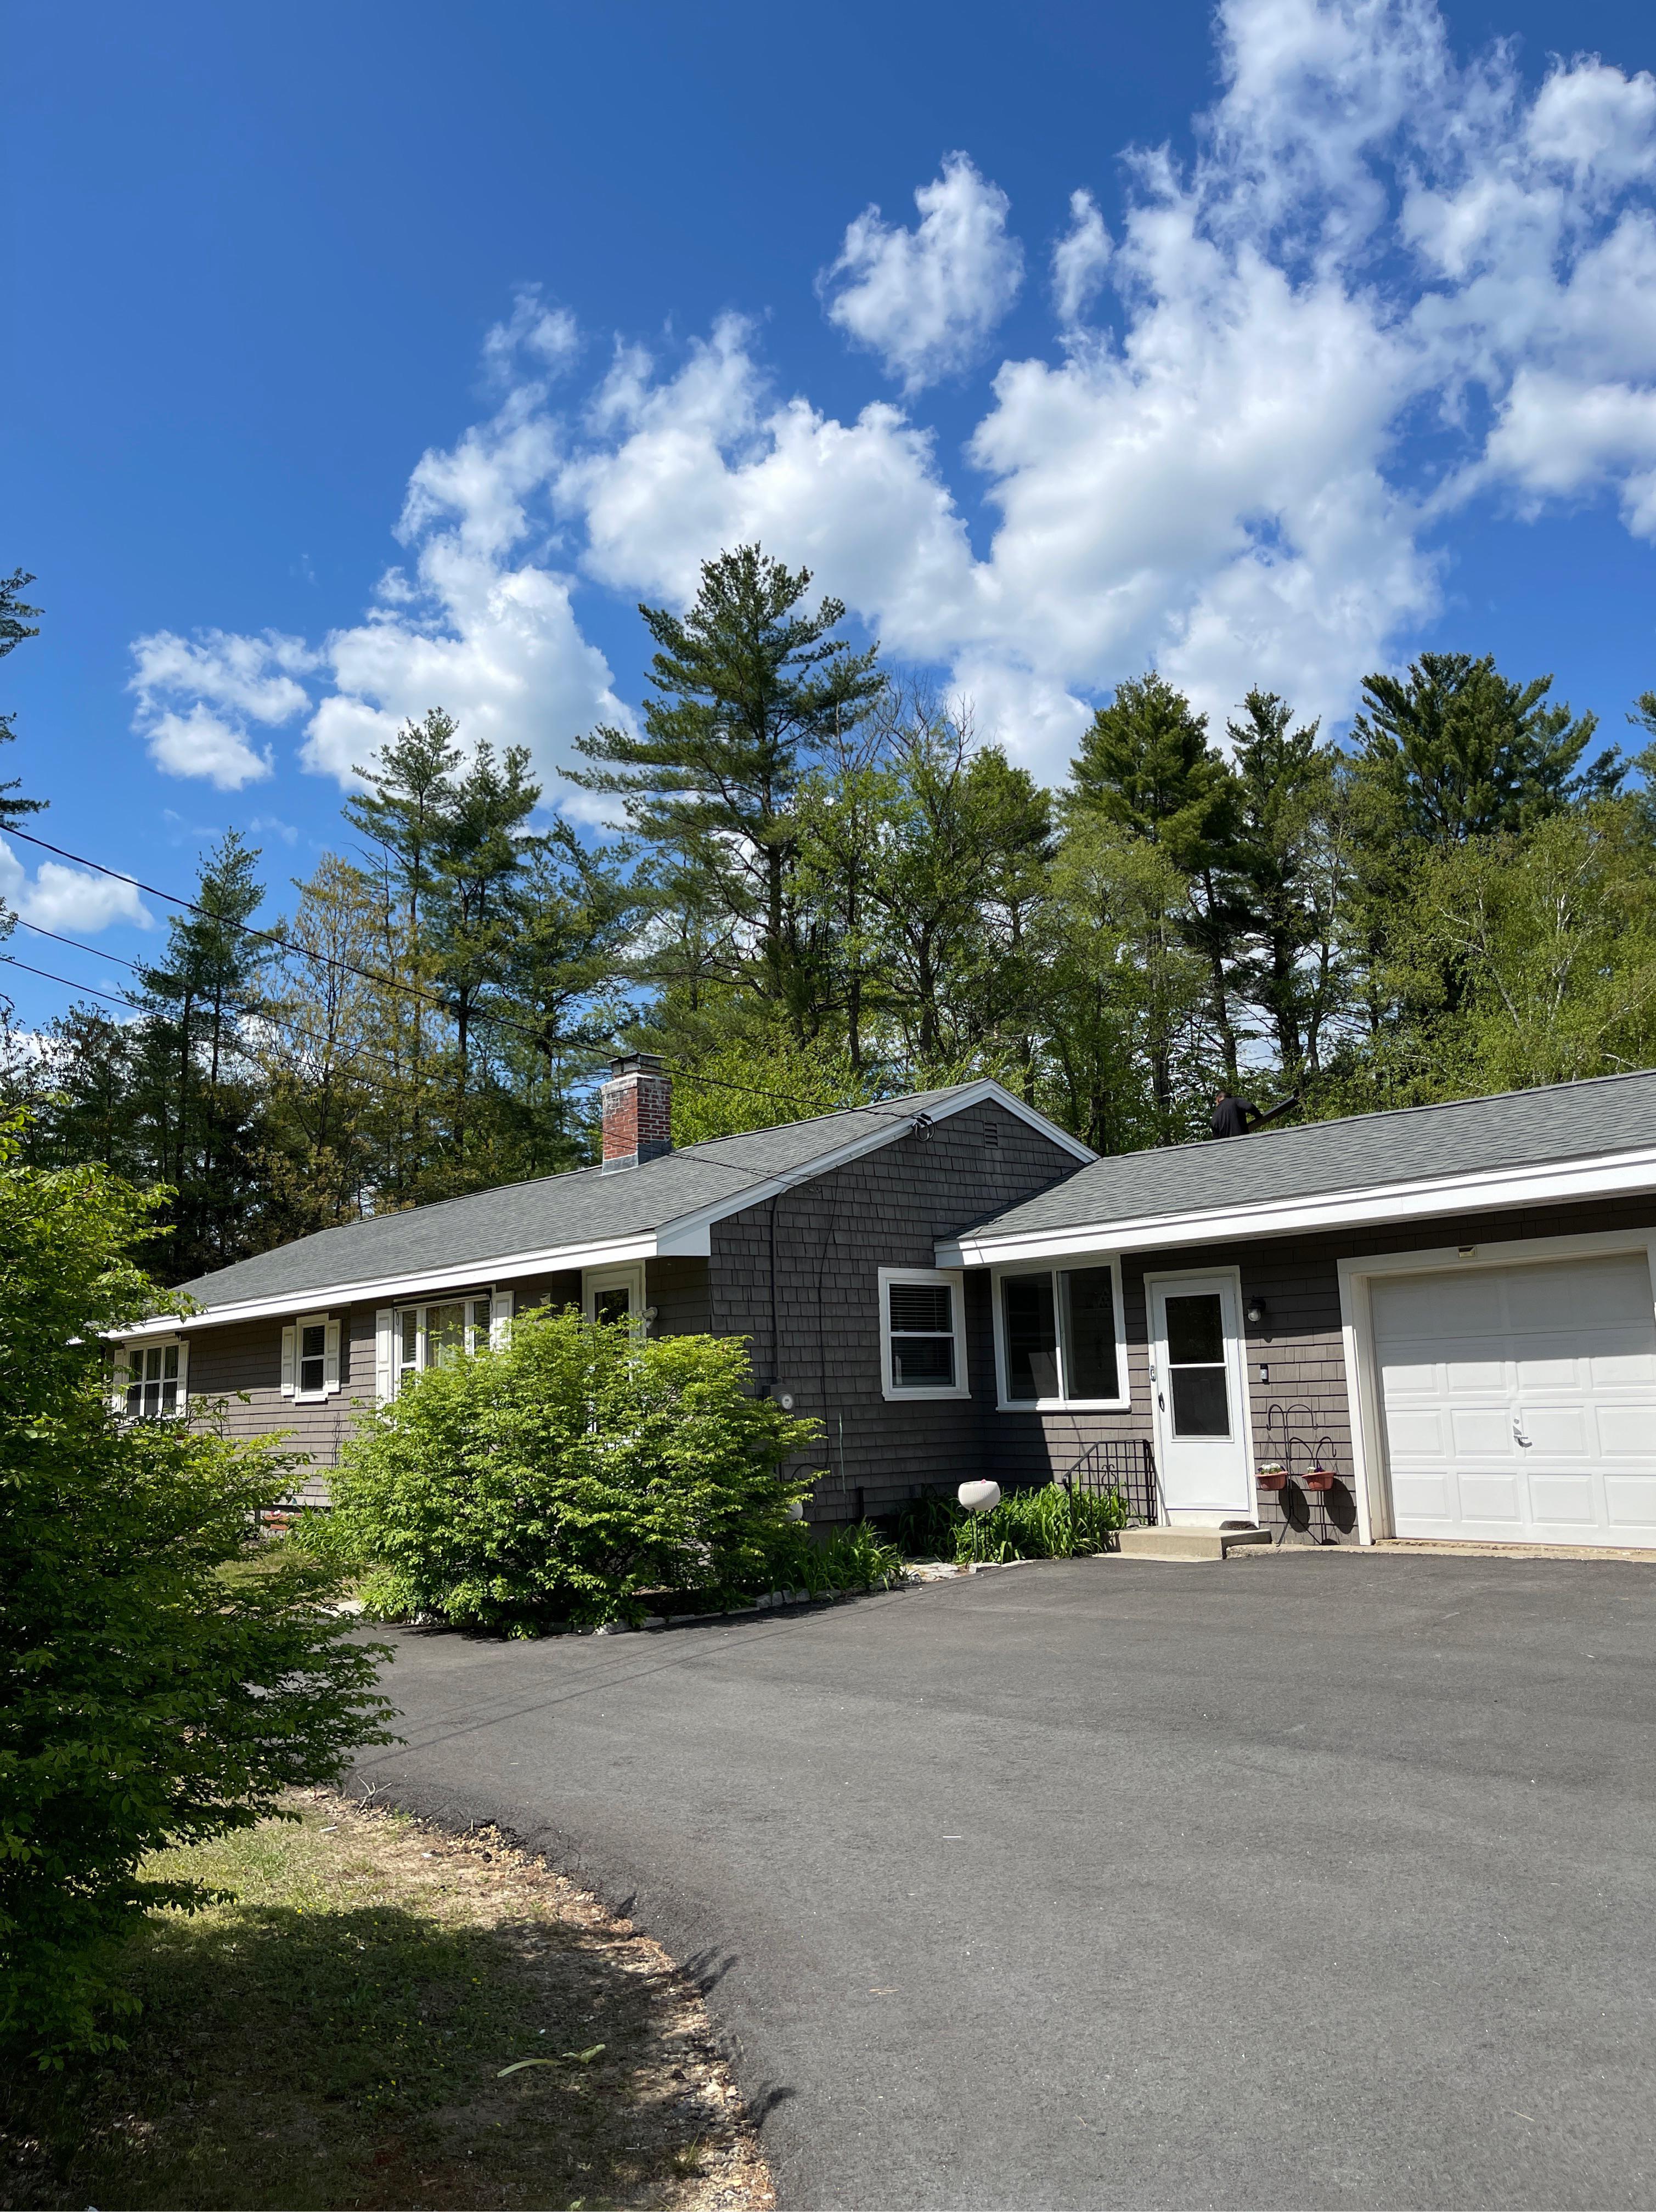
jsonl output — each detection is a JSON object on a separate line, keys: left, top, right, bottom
{"left": 1211, "top": 1086, "right": 1262, "bottom": 1138}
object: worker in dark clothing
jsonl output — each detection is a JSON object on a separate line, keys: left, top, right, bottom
{"left": 1211, "top": 1087, "right": 1262, "bottom": 1138}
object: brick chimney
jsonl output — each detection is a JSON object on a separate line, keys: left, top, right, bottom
{"left": 600, "top": 1052, "right": 673, "bottom": 1172}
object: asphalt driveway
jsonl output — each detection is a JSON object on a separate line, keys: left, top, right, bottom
{"left": 354, "top": 1553, "right": 1656, "bottom": 2209}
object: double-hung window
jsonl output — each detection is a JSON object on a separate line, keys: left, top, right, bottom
{"left": 879, "top": 1267, "right": 969, "bottom": 1401}
{"left": 995, "top": 1260, "right": 1128, "bottom": 1409}
{"left": 283, "top": 1312, "right": 342, "bottom": 1403}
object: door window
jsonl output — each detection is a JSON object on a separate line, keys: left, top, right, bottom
{"left": 592, "top": 1285, "right": 632, "bottom": 1326}
{"left": 1164, "top": 1292, "right": 1231, "bottom": 1436}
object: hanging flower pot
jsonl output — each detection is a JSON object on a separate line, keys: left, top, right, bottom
{"left": 1257, "top": 1463, "right": 1287, "bottom": 1491}
{"left": 1304, "top": 1466, "right": 1336, "bottom": 1492}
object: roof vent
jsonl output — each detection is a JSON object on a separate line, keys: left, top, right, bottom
{"left": 601, "top": 1053, "right": 672, "bottom": 1173}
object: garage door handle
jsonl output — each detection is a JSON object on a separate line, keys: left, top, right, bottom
{"left": 1513, "top": 1420, "right": 1531, "bottom": 1447}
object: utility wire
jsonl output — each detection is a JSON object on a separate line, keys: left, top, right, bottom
{"left": 1, "top": 827, "right": 945, "bottom": 1131}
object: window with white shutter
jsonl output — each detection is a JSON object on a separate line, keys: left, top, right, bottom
{"left": 291, "top": 1312, "right": 342, "bottom": 1402}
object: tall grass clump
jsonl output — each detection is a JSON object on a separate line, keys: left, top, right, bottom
{"left": 897, "top": 1482, "right": 1129, "bottom": 1564}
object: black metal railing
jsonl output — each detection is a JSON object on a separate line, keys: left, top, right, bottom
{"left": 1058, "top": 1437, "right": 1161, "bottom": 1527}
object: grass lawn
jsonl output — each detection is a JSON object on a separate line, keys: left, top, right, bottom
{"left": 0, "top": 1792, "right": 773, "bottom": 2212}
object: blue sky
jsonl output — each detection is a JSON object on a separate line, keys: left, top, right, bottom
{"left": 5, "top": 0, "right": 1656, "bottom": 1030}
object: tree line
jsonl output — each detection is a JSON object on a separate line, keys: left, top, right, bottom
{"left": 6, "top": 547, "right": 1656, "bottom": 1283}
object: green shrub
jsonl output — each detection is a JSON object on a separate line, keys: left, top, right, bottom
{"left": 895, "top": 1482, "right": 1129, "bottom": 1564}
{"left": 328, "top": 1310, "right": 824, "bottom": 1632}
{"left": 0, "top": 1128, "right": 391, "bottom": 2062}
{"left": 759, "top": 1518, "right": 906, "bottom": 1598}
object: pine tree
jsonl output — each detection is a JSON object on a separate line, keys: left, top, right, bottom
{"left": 1068, "top": 673, "right": 1243, "bottom": 1085}
{"left": 567, "top": 545, "right": 885, "bottom": 1036}
{"left": 131, "top": 833, "right": 270, "bottom": 1281}
{"left": 1223, "top": 690, "right": 1344, "bottom": 1083}
{"left": 1350, "top": 653, "right": 1616, "bottom": 844}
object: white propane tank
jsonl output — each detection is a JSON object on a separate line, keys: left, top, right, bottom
{"left": 957, "top": 1479, "right": 1001, "bottom": 1515}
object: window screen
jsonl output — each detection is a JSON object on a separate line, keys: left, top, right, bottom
{"left": 887, "top": 1279, "right": 956, "bottom": 1389}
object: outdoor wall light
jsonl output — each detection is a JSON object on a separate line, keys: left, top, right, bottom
{"left": 1244, "top": 1295, "right": 1268, "bottom": 1326}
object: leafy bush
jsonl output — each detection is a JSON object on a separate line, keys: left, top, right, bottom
{"left": 758, "top": 1518, "right": 906, "bottom": 1598}
{"left": 896, "top": 1482, "right": 1129, "bottom": 1564}
{"left": 328, "top": 1310, "right": 824, "bottom": 1631}
{"left": 0, "top": 1128, "right": 391, "bottom": 2061}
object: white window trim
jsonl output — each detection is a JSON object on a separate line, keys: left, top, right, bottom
{"left": 385, "top": 1293, "right": 497, "bottom": 1397}
{"left": 1337, "top": 1223, "right": 1656, "bottom": 1551}
{"left": 114, "top": 1332, "right": 189, "bottom": 1419}
{"left": 878, "top": 1266, "right": 970, "bottom": 1402}
{"left": 583, "top": 1261, "right": 646, "bottom": 1323}
{"left": 990, "top": 1254, "right": 1131, "bottom": 1413}
{"left": 289, "top": 1311, "right": 341, "bottom": 1404}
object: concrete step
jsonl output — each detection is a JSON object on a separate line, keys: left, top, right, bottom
{"left": 1117, "top": 1525, "right": 1273, "bottom": 1561}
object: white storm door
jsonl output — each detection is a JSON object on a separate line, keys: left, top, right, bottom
{"left": 1148, "top": 1273, "right": 1254, "bottom": 1520}
{"left": 1372, "top": 1251, "right": 1656, "bottom": 1547}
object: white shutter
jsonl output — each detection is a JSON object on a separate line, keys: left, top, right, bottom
{"left": 173, "top": 1337, "right": 190, "bottom": 1414}
{"left": 323, "top": 1317, "right": 341, "bottom": 1393}
{"left": 109, "top": 1348, "right": 130, "bottom": 1416}
{"left": 490, "top": 1285, "right": 514, "bottom": 1351}
{"left": 280, "top": 1324, "right": 297, "bottom": 1397}
{"left": 374, "top": 1308, "right": 396, "bottom": 1404}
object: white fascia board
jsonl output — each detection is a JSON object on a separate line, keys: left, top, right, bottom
{"left": 114, "top": 1233, "right": 662, "bottom": 1338}
{"left": 118, "top": 1082, "right": 1091, "bottom": 1339}
{"left": 936, "top": 1144, "right": 1656, "bottom": 1268}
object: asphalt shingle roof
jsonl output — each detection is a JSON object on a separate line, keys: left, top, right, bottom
{"left": 172, "top": 1085, "right": 990, "bottom": 1312}
{"left": 962, "top": 1068, "right": 1656, "bottom": 1245}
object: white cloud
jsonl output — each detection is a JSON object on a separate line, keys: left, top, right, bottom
{"left": 146, "top": 705, "right": 274, "bottom": 789}
{"left": 133, "top": 0, "right": 1656, "bottom": 795}
{"left": 819, "top": 153, "right": 1024, "bottom": 393}
{"left": 1052, "top": 191, "right": 1112, "bottom": 329}
{"left": 128, "top": 628, "right": 308, "bottom": 786}
{"left": 0, "top": 839, "right": 152, "bottom": 933}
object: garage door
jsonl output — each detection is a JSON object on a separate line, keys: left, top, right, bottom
{"left": 1372, "top": 1251, "right": 1656, "bottom": 1547}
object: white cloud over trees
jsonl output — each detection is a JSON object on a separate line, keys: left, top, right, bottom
{"left": 132, "top": 0, "right": 1656, "bottom": 802}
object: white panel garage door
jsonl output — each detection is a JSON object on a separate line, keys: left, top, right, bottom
{"left": 1373, "top": 1251, "right": 1656, "bottom": 1547}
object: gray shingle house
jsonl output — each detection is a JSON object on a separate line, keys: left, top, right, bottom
{"left": 119, "top": 1056, "right": 1656, "bottom": 1551}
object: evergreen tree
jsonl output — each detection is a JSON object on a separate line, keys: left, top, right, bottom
{"left": 568, "top": 545, "right": 885, "bottom": 1035}
{"left": 1350, "top": 652, "right": 1616, "bottom": 844}
{"left": 1223, "top": 690, "right": 1345, "bottom": 1082}
{"left": 0, "top": 567, "right": 47, "bottom": 838}
{"left": 1068, "top": 673, "right": 1243, "bottom": 1085}
{"left": 130, "top": 834, "right": 270, "bottom": 1282}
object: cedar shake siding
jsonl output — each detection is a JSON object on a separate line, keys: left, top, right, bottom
{"left": 986, "top": 1192, "right": 1656, "bottom": 1545}
{"left": 708, "top": 1103, "right": 1081, "bottom": 1522}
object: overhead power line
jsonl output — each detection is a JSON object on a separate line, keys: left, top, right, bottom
{"left": 0, "top": 828, "right": 948, "bottom": 1132}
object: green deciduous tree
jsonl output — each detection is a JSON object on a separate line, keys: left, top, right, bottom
{"left": 0, "top": 1127, "right": 390, "bottom": 2059}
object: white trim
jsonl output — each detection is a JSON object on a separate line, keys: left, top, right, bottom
{"left": 878, "top": 1266, "right": 970, "bottom": 1401}
{"left": 292, "top": 1311, "right": 336, "bottom": 1403}
{"left": 584, "top": 1261, "right": 646, "bottom": 1323}
{"left": 1144, "top": 1265, "right": 1258, "bottom": 1521}
{"left": 113, "top": 1331, "right": 189, "bottom": 1419}
{"left": 937, "top": 1143, "right": 1656, "bottom": 1269}
{"left": 489, "top": 1285, "right": 514, "bottom": 1350}
{"left": 114, "top": 1081, "right": 1094, "bottom": 1339}
{"left": 374, "top": 1307, "right": 396, "bottom": 1406}
{"left": 1337, "top": 1222, "right": 1656, "bottom": 1549}
{"left": 989, "top": 1255, "right": 1130, "bottom": 1412}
